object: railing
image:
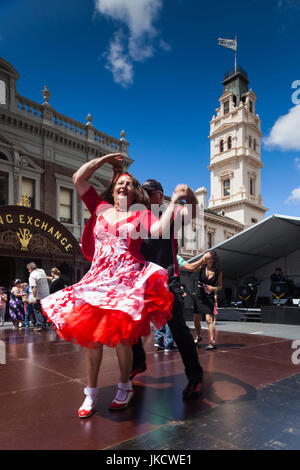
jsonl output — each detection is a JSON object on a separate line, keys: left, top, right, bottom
{"left": 52, "top": 110, "right": 87, "bottom": 137}
{"left": 15, "top": 94, "right": 127, "bottom": 152}
{"left": 224, "top": 65, "right": 248, "bottom": 81}
{"left": 93, "top": 129, "right": 121, "bottom": 151}
{"left": 17, "top": 95, "right": 43, "bottom": 119}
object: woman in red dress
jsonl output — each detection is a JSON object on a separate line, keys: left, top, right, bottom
{"left": 41, "top": 153, "right": 187, "bottom": 417}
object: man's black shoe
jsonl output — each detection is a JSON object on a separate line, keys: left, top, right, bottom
{"left": 129, "top": 365, "right": 147, "bottom": 381}
{"left": 182, "top": 381, "right": 203, "bottom": 399}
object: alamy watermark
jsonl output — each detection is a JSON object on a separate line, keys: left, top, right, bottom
{"left": 0, "top": 340, "right": 6, "bottom": 365}
{"left": 291, "top": 340, "right": 300, "bottom": 365}
{"left": 291, "top": 80, "right": 300, "bottom": 105}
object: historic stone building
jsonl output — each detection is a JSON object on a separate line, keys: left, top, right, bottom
{"left": 0, "top": 56, "right": 131, "bottom": 286}
{"left": 207, "top": 66, "right": 267, "bottom": 227}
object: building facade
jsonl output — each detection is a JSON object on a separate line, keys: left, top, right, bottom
{"left": 208, "top": 66, "right": 267, "bottom": 228}
{"left": 0, "top": 56, "right": 132, "bottom": 286}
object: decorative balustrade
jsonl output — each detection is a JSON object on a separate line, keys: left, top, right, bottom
{"left": 15, "top": 93, "right": 128, "bottom": 153}
{"left": 52, "top": 111, "right": 87, "bottom": 137}
{"left": 93, "top": 129, "right": 122, "bottom": 152}
{"left": 17, "top": 95, "right": 43, "bottom": 119}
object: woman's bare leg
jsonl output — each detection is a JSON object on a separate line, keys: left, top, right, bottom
{"left": 116, "top": 342, "right": 133, "bottom": 383}
{"left": 193, "top": 313, "right": 202, "bottom": 339}
{"left": 206, "top": 314, "right": 216, "bottom": 344}
{"left": 85, "top": 345, "right": 103, "bottom": 388}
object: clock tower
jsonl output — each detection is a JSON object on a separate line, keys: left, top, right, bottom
{"left": 208, "top": 66, "right": 267, "bottom": 227}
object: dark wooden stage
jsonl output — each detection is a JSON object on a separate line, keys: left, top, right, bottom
{"left": 1, "top": 324, "right": 300, "bottom": 450}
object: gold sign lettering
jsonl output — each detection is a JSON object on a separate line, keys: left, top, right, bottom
{"left": 0, "top": 211, "right": 74, "bottom": 254}
{"left": 54, "top": 231, "right": 62, "bottom": 240}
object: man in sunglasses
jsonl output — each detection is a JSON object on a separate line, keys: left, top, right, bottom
{"left": 130, "top": 179, "right": 204, "bottom": 399}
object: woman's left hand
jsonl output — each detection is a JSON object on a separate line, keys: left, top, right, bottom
{"left": 204, "top": 284, "right": 215, "bottom": 293}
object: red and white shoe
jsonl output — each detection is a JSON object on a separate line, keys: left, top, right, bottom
{"left": 109, "top": 383, "right": 134, "bottom": 411}
{"left": 78, "top": 387, "right": 99, "bottom": 419}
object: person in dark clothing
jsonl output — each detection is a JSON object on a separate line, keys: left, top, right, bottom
{"left": 270, "top": 267, "right": 284, "bottom": 284}
{"left": 130, "top": 179, "right": 205, "bottom": 399}
{"left": 49, "top": 267, "right": 65, "bottom": 294}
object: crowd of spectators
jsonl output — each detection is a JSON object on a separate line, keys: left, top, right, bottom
{"left": 0, "top": 264, "right": 66, "bottom": 329}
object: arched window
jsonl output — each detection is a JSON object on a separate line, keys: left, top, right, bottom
{"left": 0, "top": 152, "right": 8, "bottom": 161}
{"left": 249, "top": 136, "right": 252, "bottom": 148}
{"left": 253, "top": 139, "right": 257, "bottom": 151}
{"left": 0, "top": 171, "right": 8, "bottom": 205}
{"left": 220, "top": 139, "right": 224, "bottom": 153}
{"left": 227, "top": 136, "right": 232, "bottom": 150}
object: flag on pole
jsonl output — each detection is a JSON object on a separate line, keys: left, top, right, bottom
{"left": 218, "top": 37, "right": 237, "bottom": 52}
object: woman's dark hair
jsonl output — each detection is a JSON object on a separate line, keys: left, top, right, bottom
{"left": 100, "top": 171, "right": 149, "bottom": 208}
{"left": 205, "top": 250, "right": 220, "bottom": 273}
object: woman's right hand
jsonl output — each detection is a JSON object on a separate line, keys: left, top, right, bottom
{"left": 103, "top": 153, "right": 124, "bottom": 170}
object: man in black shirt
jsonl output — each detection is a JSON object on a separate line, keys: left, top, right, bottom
{"left": 130, "top": 179, "right": 204, "bottom": 399}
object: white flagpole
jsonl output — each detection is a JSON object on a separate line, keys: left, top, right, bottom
{"left": 235, "top": 35, "right": 237, "bottom": 74}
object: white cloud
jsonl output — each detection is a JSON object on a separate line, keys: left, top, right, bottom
{"left": 160, "top": 38, "right": 171, "bottom": 52}
{"left": 264, "top": 104, "right": 300, "bottom": 151}
{"left": 294, "top": 157, "right": 300, "bottom": 170}
{"left": 95, "top": 0, "right": 166, "bottom": 86}
{"left": 105, "top": 31, "right": 133, "bottom": 87}
{"left": 286, "top": 187, "right": 300, "bottom": 204}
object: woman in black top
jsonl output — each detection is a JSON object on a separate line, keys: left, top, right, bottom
{"left": 49, "top": 267, "right": 65, "bottom": 294}
{"left": 193, "top": 251, "right": 222, "bottom": 350}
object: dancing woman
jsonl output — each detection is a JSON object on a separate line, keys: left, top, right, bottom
{"left": 179, "top": 251, "right": 222, "bottom": 349}
{"left": 193, "top": 251, "right": 222, "bottom": 350}
{"left": 41, "top": 153, "right": 185, "bottom": 417}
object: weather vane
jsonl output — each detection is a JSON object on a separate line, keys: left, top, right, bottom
{"left": 218, "top": 36, "right": 238, "bottom": 73}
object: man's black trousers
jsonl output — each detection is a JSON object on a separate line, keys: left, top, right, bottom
{"left": 132, "top": 284, "right": 203, "bottom": 384}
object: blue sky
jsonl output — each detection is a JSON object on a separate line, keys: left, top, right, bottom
{"left": 1, "top": 0, "right": 300, "bottom": 216}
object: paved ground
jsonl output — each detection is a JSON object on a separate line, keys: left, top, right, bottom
{"left": 0, "top": 321, "right": 300, "bottom": 450}
{"left": 187, "top": 320, "right": 300, "bottom": 340}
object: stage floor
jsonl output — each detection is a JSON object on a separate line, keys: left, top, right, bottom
{"left": 1, "top": 323, "right": 300, "bottom": 450}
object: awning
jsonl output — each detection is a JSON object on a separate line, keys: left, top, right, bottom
{"left": 189, "top": 214, "right": 300, "bottom": 279}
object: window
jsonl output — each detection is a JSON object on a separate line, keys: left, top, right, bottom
{"left": 253, "top": 139, "right": 257, "bottom": 151}
{"left": 249, "top": 100, "right": 253, "bottom": 113}
{"left": 227, "top": 136, "right": 232, "bottom": 150}
{"left": 251, "top": 218, "right": 257, "bottom": 224}
{"left": 0, "top": 80, "right": 6, "bottom": 105}
{"left": 21, "top": 177, "right": 35, "bottom": 207}
{"left": 220, "top": 139, "right": 224, "bottom": 153}
{"left": 59, "top": 187, "right": 73, "bottom": 223}
{"left": 223, "top": 179, "right": 230, "bottom": 197}
{"left": 0, "top": 152, "right": 8, "bottom": 161}
{"left": 250, "top": 178, "right": 255, "bottom": 196}
{"left": 83, "top": 204, "right": 90, "bottom": 225}
{"left": 207, "top": 232, "right": 213, "bottom": 249}
{"left": 248, "top": 136, "right": 252, "bottom": 148}
{"left": 224, "top": 100, "right": 230, "bottom": 114}
{"left": 0, "top": 171, "right": 8, "bottom": 205}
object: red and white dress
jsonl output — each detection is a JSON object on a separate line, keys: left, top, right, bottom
{"left": 41, "top": 195, "right": 174, "bottom": 348}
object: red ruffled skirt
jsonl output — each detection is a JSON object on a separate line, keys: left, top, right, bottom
{"left": 41, "top": 229, "right": 173, "bottom": 348}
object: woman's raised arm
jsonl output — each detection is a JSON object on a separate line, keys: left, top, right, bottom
{"left": 72, "top": 153, "right": 123, "bottom": 197}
